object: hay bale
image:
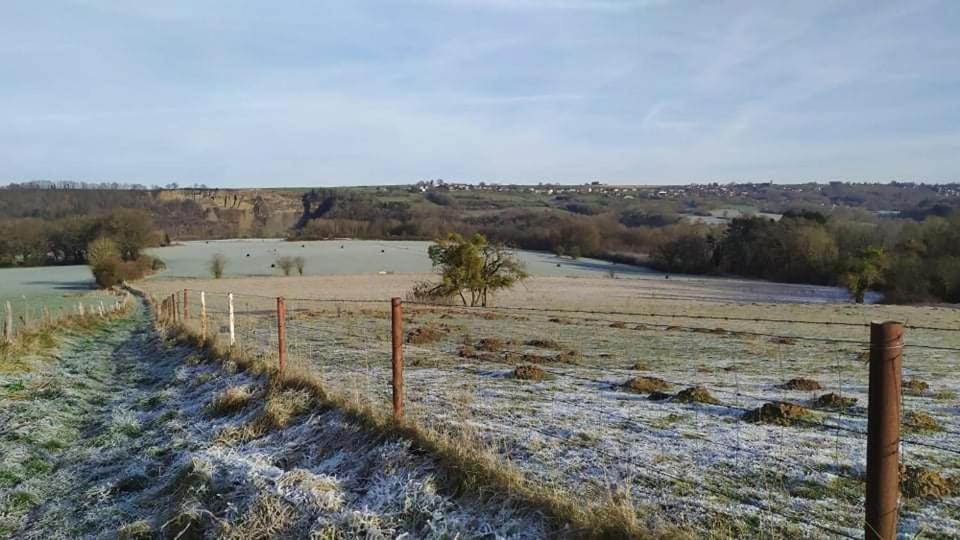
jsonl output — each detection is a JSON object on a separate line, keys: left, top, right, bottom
{"left": 903, "top": 411, "right": 943, "bottom": 433}
{"left": 812, "top": 392, "right": 857, "bottom": 410}
{"left": 513, "top": 365, "right": 547, "bottom": 381}
{"left": 622, "top": 376, "right": 670, "bottom": 394}
{"left": 780, "top": 378, "right": 822, "bottom": 391}
{"left": 675, "top": 386, "right": 721, "bottom": 405}
{"left": 743, "top": 401, "right": 811, "bottom": 426}
{"left": 901, "top": 465, "right": 953, "bottom": 499}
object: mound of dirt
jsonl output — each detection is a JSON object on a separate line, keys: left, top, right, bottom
{"left": 904, "top": 379, "right": 930, "bottom": 396}
{"left": 901, "top": 465, "right": 954, "bottom": 499}
{"left": 743, "top": 401, "right": 811, "bottom": 426}
{"left": 476, "top": 337, "right": 513, "bottom": 352}
{"left": 406, "top": 325, "right": 449, "bottom": 345}
{"left": 780, "top": 378, "right": 822, "bottom": 391}
{"left": 513, "top": 365, "right": 547, "bottom": 381}
{"left": 675, "top": 386, "right": 721, "bottom": 405}
{"left": 621, "top": 376, "right": 670, "bottom": 394}
{"left": 903, "top": 411, "right": 943, "bottom": 433}
{"left": 555, "top": 350, "right": 581, "bottom": 364}
{"left": 525, "top": 339, "right": 560, "bottom": 349}
{"left": 812, "top": 393, "right": 857, "bottom": 410}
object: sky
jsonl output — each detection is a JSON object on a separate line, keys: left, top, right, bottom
{"left": 1, "top": 0, "right": 958, "bottom": 187}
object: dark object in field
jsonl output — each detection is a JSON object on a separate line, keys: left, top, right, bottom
{"left": 630, "top": 361, "right": 650, "bottom": 370}
{"left": 675, "top": 386, "right": 721, "bottom": 405}
{"left": 270, "top": 263, "right": 276, "bottom": 268}
{"left": 513, "top": 365, "right": 547, "bottom": 381}
{"left": 771, "top": 336, "right": 797, "bottom": 345}
{"left": 900, "top": 465, "right": 954, "bottom": 499}
{"left": 648, "top": 391, "right": 672, "bottom": 401}
{"left": 245, "top": 253, "right": 250, "bottom": 257}
{"left": 812, "top": 392, "right": 856, "bottom": 409}
{"left": 340, "top": 245, "right": 344, "bottom": 248}
{"left": 609, "top": 321, "right": 627, "bottom": 328}
{"left": 381, "top": 249, "right": 385, "bottom": 253}
{"left": 621, "top": 376, "right": 670, "bottom": 394}
{"left": 903, "top": 379, "right": 930, "bottom": 396}
{"left": 743, "top": 401, "right": 811, "bottom": 426}
{"left": 525, "top": 338, "right": 560, "bottom": 349}
{"left": 779, "top": 378, "right": 822, "bottom": 391}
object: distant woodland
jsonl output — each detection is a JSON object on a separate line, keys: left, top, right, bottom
{"left": 2, "top": 181, "right": 959, "bottom": 303}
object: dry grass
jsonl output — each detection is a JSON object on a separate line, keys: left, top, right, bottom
{"left": 903, "top": 411, "right": 943, "bottom": 433}
{"left": 779, "top": 378, "right": 822, "bottom": 391}
{"left": 137, "top": 287, "right": 663, "bottom": 540}
{"left": 621, "top": 376, "right": 671, "bottom": 394}
{"left": 513, "top": 365, "right": 547, "bottom": 381}
{"left": 674, "top": 386, "right": 721, "bottom": 405}
{"left": 904, "top": 379, "right": 930, "bottom": 396}
{"left": 743, "top": 402, "right": 813, "bottom": 426}
{"left": 209, "top": 385, "right": 254, "bottom": 416}
{"left": 222, "top": 495, "right": 304, "bottom": 539}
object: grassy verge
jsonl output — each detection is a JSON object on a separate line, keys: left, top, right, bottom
{"left": 132, "top": 288, "right": 677, "bottom": 539}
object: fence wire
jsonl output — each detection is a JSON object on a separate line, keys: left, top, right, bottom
{"left": 162, "top": 289, "right": 959, "bottom": 538}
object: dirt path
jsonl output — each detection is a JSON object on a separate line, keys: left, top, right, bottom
{"left": 1, "top": 302, "right": 547, "bottom": 539}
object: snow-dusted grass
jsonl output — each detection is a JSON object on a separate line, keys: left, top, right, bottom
{"left": 168, "top": 295, "right": 960, "bottom": 539}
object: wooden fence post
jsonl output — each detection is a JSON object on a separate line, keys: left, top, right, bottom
{"left": 228, "top": 293, "right": 236, "bottom": 346}
{"left": 200, "top": 291, "right": 207, "bottom": 340}
{"left": 391, "top": 297, "right": 404, "bottom": 420}
{"left": 865, "top": 321, "right": 903, "bottom": 540}
{"left": 276, "top": 297, "right": 286, "bottom": 373}
{"left": 183, "top": 289, "right": 189, "bottom": 320}
{"left": 3, "top": 301, "right": 12, "bottom": 344}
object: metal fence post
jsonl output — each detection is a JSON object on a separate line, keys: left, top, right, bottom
{"left": 276, "top": 297, "right": 286, "bottom": 372}
{"left": 391, "top": 297, "right": 404, "bottom": 420}
{"left": 228, "top": 293, "right": 236, "bottom": 346}
{"left": 866, "top": 321, "right": 903, "bottom": 540}
{"left": 183, "top": 289, "right": 189, "bottom": 320}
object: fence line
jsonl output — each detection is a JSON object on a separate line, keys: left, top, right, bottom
{"left": 157, "top": 289, "right": 960, "bottom": 538}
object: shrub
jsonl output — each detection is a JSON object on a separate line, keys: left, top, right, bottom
{"left": 209, "top": 254, "right": 227, "bottom": 278}
{"left": 276, "top": 256, "right": 296, "bottom": 276}
{"left": 293, "top": 256, "right": 305, "bottom": 275}
{"left": 86, "top": 237, "right": 120, "bottom": 267}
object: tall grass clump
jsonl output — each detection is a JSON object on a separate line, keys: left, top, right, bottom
{"left": 276, "top": 257, "right": 295, "bottom": 276}
{"left": 209, "top": 254, "right": 227, "bottom": 279}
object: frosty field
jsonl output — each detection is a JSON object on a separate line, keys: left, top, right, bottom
{"left": 142, "top": 274, "right": 960, "bottom": 538}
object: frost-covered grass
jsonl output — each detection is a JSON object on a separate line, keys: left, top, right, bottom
{"left": 4, "top": 300, "right": 555, "bottom": 538}
{"left": 169, "top": 294, "right": 960, "bottom": 539}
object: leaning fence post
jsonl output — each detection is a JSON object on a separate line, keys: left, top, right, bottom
{"left": 183, "top": 289, "right": 189, "bottom": 320}
{"left": 391, "top": 297, "right": 404, "bottom": 420}
{"left": 276, "top": 297, "right": 287, "bottom": 373}
{"left": 228, "top": 293, "right": 236, "bottom": 346}
{"left": 865, "top": 321, "right": 903, "bottom": 540}
{"left": 3, "top": 301, "right": 12, "bottom": 344}
{"left": 200, "top": 291, "right": 207, "bottom": 340}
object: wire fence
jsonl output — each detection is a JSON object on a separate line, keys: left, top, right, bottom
{"left": 159, "top": 288, "right": 960, "bottom": 538}
{"left": 2, "top": 291, "right": 130, "bottom": 345}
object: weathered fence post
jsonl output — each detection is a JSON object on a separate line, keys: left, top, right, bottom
{"left": 172, "top": 293, "right": 179, "bottom": 323}
{"left": 391, "top": 297, "right": 404, "bottom": 420}
{"left": 200, "top": 291, "right": 207, "bottom": 340}
{"left": 3, "top": 301, "right": 12, "bottom": 344}
{"left": 276, "top": 297, "right": 286, "bottom": 372}
{"left": 183, "top": 289, "right": 189, "bottom": 320}
{"left": 228, "top": 293, "right": 236, "bottom": 346}
{"left": 865, "top": 321, "right": 903, "bottom": 540}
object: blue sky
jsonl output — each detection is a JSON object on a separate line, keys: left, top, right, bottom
{"left": 1, "top": 0, "right": 957, "bottom": 186}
